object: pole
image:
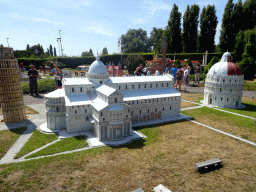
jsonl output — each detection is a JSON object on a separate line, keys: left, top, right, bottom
{"left": 120, "top": 38, "right": 122, "bottom": 69}
{"left": 59, "top": 30, "right": 63, "bottom": 57}
{"left": 6, "top": 38, "right": 9, "bottom": 47}
{"left": 57, "top": 38, "right": 61, "bottom": 57}
{"left": 205, "top": 50, "right": 208, "bottom": 65}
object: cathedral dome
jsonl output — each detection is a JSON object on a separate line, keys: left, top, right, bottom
{"left": 208, "top": 52, "right": 243, "bottom": 76}
{"left": 88, "top": 55, "right": 108, "bottom": 75}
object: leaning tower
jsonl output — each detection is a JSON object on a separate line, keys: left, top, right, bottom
{"left": 0, "top": 47, "right": 26, "bottom": 123}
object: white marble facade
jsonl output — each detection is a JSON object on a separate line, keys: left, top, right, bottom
{"left": 203, "top": 52, "right": 244, "bottom": 108}
{"left": 45, "top": 55, "right": 181, "bottom": 141}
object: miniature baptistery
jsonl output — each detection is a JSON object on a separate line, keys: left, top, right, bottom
{"left": 203, "top": 52, "right": 244, "bottom": 108}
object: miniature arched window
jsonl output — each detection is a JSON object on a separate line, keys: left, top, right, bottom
{"left": 126, "top": 85, "right": 127, "bottom": 89}
{"left": 157, "top": 99, "right": 158, "bottom": 102}
{"left": 175, "top": 97, "right": 176, "bottom": 100}
{"left": 137, "top": 101, "right": 138, "bottom": 104}
{"left": 140, "top": 110, "right": 141, "bottom": 114}
{"left": 153, "top": 99, "right": 154, "bottom": 102}
{"left": 101, "top": 112, "right": 103, "bottom": 116}
{"left": 220, "top": 88, "right": 222, "bottom": 92}
{"left": 131, "top": 111, "right": 133, "bottom": 115}
{"left": 227, "top": 98, "right": 229, "bottom": 101}
{"left": 215, "top": 97, "right": 217, "bottom": 100}
{"left": 230, "top": 89, "right": 232, "bottom": 93}
{"left": 162, "top": 83, "right": 163, "bottom": 87}
{"left": 138, "top": 84, "right": 140, "bottom": 89}
{"left": 56, "top": 107, "right": 59, "bottom": 112}
{"left": 223, "top": 79, "right": 225, "bottom": 82}
{"left": 80, "top": 87, "right": 82, "bottom": 92}
{"left": 235, "top": 80, "right": 236, "bottom": 82}
{"left": 132, "top": 85, "right": 134, "bottom": 89}
{"left": 221, "top": 97, "right": 223, "bottom": 101}
{"left": 148, "top": 109, "right": 149, "bottom": 113}
{"left": 230, "top": 79, "right": 231, "bottom": 82}
{"left": 217, "top": 79, "right": 219, "bottom": 82}
{"left": 170, "top": 106, "right": 171, "bottom": 110}
{"left": 144, "top": 84, "right": 146, "bottom": 88}
{"left": 156, "top": 83, "right": 158, "bottom": 88}
{"left": 115, "top": 98, "right": 117, "bottom": 103}
{"left": 132, "top": 101, "right": 134, "bottom": 104}
{"left": 145, "top": 100, "right": 147, "bottom": 103}
{"left": 100, "top": 81, "right": 102, "bottom": 84}
{"left": 128, "top": 109, "right": 130, "bottom": 113}
{"left": 149, "top": 100, "right": 151, "bottom": 103}
{"left": 155, "top": 108, "right": 157, "bottom": 112}
{"left": 167, "top": 83, "right": 169, "bottom": 87}
{"left": 233, "top": 98, "right": 234, "bottom": 101}
{"left": 163, "top": 107, "right": 164, "bottom": 111}
{"left": 75, "top": 110, "right": 77, "bottom": 114}
{"left": 85, "top": 109, "right": 87, "bottom": 113}
{"left": 86, "top": 116, "right": 89, "bottom": 121}
{"left": 72, "top": 87, "right": 74, "bottom": 93}
{"left": 150, "top": 84, "right": 152, "bottom": 88}
{"left": 119, "top": 85, "right": 121, "bottom": 90}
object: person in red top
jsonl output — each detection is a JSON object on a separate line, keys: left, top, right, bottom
{"left": 173, "top": 65, "right": 182, "bottom": 92}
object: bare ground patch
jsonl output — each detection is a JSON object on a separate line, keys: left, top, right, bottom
{"left": 181, "top": 101, "right": 198, "bottom": 108}
{"left": 0, "top": 106, "right": 38, "bottom": 116}
{"left": 0, "top": 121, "right": 256, "bottom": 191}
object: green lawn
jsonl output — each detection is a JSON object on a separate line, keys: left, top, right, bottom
{"left": 0, "top": 127, "right": 27, "bottom": 159}
{"left": 15, "top": 130, "right": 58, "bottom": 159}
{"left": 216, "top": 97, "right": 256, "bottom": 118}
{"left": 26, "top": 135, "right": 88, "bottom": 159}
{"left": 181, "top": 107, "right": 256, "bottom": 142}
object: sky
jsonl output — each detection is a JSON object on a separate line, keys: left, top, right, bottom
{"left": 0, "top": 0, "right": 234, "bottom": 57}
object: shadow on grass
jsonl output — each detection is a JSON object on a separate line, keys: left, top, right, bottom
{"left": 240, "top": 103, "right": 256, "bottom": 112}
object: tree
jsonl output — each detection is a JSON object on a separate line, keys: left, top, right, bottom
{"left": 149, "top": 27, "right": 164, "bottom": 53}
{"left": 198, "top": 5, "right": 218, "bottom": 53}
{"left": 173, "top": 59, "right": 181, "bottom": 66}
{"left": 243, "top": 0, "right": 256, "bottom": 31}
{"left": 0, "top": 44, "right": 3, "bottom": 47}
{"left": 243, "top": 27, "right": 256, "bottom": 60}
{"left": 203, "top": 56, "right": 220, "bottom": 74}
{"left": 102, "top": 47, "right": 108, "bottom": 55}
{"left": 165, "top": 4, "right": 182, "bottom": 53}
{"left": 231, "top": 0, "right": 243, "bottom": 37}
{"left": 30, "top": 43, "right": 44, "bottom": 56}
{"left": 54, "top": 47, "right": 57, "bottom": 57}
{"left": 124, "top": 54, "right": 146, "bottom": 74}
{"left": 185, "top": 58, "right": 195, "bottom": 74}
{"left": 81, "top": 51, "right": 94, "bottom": 57}
{"left": 238, "top": 57, "right": 256, "bottom": 79}
{"left": 49, "top": 44, "right": 53, "bottom": 56}
{"left": 219, "top": 0, "right": 235, "bottom": 52}
{"left": 89, "top": 49, "right": 93, "bottom": 55}
{"left": 121, "top": 28, "right": 150, "bottom": 53}
{"left": 182, "top": 4, "right": 200, "bottom": 53}
{"left": 26, "top": 44, "right": 30, "bottom": 50}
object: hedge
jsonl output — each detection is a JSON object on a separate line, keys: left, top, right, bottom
{"left": 21, "top": 79, "right": 56, "bottom": 94}
{"left": 15, "top": 52, "right": 230, "bottom": 70}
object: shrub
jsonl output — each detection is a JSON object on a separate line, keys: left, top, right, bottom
{"left": 203, "top": 56, "right": 220, "bottom": 74}
{"left": 173, "top": 59, "right": 181, "bottom": 66}
{"left": 238, "top": 57, "right": 256, "bottom": 80}
{"left": 21, "top": 79, "right": 56, "bottom": 94}
{"left": 124, "top": 54, "right": 146, "bottom": 74}
{"left": 189, "top": 73, "right": 206, "bottom": 82}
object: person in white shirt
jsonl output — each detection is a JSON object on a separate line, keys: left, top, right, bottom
{"left": 184, "top": 67, "right": 190, "bottom": 86}
{"left": 155, "top": 69, "right": 160, "bottom": 76}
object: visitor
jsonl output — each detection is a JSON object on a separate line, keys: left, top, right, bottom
{"left": 195, "top": 64, "right": 200, "bottom": 84}
{"left": 42, "top": 62, "right": 46, "bottom": 76}
{"left": 171, "top": 65, "right": 178, "bottom": 85}
{"left": 165, "top": 65, "right": 170, "bottom": 74}
{"left": 155, "top": 69, "right": 160, "bottom": 76}
{"left": 135, "top": 64, "right": 143, "bottom": 76}
{"left": 173, "top": 65, "right": 182, "bottom": 92}
{"left": 184, "top": 66, "right": 190, "bottom": 86}
{"left": 49, "top": 61, "right": 62, "bottom": 89}
{"left": 28, "top": 64, "right": 39, "bottom": 97}
{"left": 147, "top": 67, "right": 152, "bottom": 76}
{"left": 182, "top": 66, "right": 187, "bottom": 85}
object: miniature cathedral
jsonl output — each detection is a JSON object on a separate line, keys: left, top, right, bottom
{"left": 44, "top": 55, "right": 181, "bottom": 141}
{"left": 203, "top": 52, "right": 244, "bottom": 109}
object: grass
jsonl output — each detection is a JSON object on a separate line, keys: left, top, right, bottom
{"left": 1, "top": 120, "right": 256, "bottom": 191}
{"left": 216, "top": 96, "right": 256, "bottom": 118}
{"left": 181, "top": 106, "right": 256, "bottom": 143}
{"left": 0, "top": 106, "right": 39, "bottom": 116}
{"left": 15, "top": 130, "right": 58, "bottom": 159}
{"left": 181, "top": 101, "right": 198, "bottom": 108}
{"left": 181, "top": 92, "right": 204, "bottom": 103}
{"left": 26, "top": 135, "right": 88, "bottom": 159}
{"left": 21, "top": 79, "right": 56, "bottom": 94}
{"left": 0, "top": 127, "right": 26, "bottom": 159}
{"left": 244, "top": 81, "right": 256, "bottom": 91}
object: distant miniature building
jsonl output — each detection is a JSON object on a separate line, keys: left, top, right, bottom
{"left": 203, "top": 52, "right": 244, "bottom": 108}
{"left": 0, "top": 47, "right": 26, "bottom": 123}
{"left": 44, "top": 55, "right": 182, "bottom": 141}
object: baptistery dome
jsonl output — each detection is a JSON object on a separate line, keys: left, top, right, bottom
{"left": 87, "top": 55, "right": 109, "bottom": 84}
{"left": 203, "top": 52, "right": 244, "bottom": 109}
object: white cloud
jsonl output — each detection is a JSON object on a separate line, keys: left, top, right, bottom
{"left": 10, "top": 13, "right": 65, "bottom": 26}
{"left": 84, "top": 22, "right": 114, "bottom": 36}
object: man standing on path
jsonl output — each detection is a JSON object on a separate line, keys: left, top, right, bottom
{"left": 171, "top": 65, "right": 178, "bottom": 85}
{"left": 195, "top": 64, "right": 201, "bottom": 84}
{"left": 28, "top": 64, "right": 39, "bottom": 97}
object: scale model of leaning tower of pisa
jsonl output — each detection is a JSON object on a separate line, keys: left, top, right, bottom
{"left": 0, "top": 47, "right": 26, "bottom": 123}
